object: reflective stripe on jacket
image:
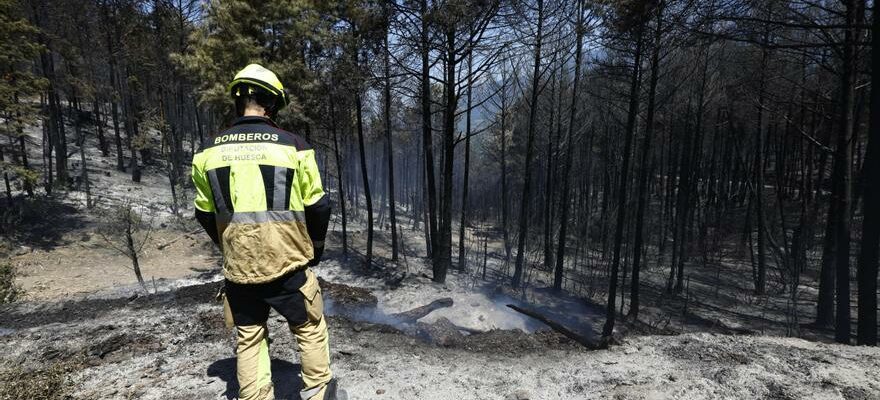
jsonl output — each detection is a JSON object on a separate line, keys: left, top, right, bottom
{"left": 192, "top": 116, "right": 329, "bottom": 284}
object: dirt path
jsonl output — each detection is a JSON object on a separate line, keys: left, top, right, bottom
{"left": 10, "top": 226, "right": 221, "bottom": 301}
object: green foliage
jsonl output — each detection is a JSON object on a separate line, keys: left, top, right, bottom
{"left": 174, "top": 0, "right": 339, "bottom": 129}
{"left": 0, "top": 0, "right": 46, "bottom": 132}
{"left": 130, "top": 108, "right": 166, "bottom": 152}
{"left": 0, "top": 261, "right": 23, "bottom": 304}
{"left": 0, "top": 161, "right": 39, "bottom": 191}
{"left": 0, "top": 361, "right": 74, "bottom": 400}
{"left": 595, "top": 0, "right": 659, "bottom": 33}
{"left": 97, "top": 201, "right": 153, "bottom": 260}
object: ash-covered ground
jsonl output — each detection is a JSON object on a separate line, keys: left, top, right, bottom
{"left": 2, "top": 255, "right": 880, "bottom": 400}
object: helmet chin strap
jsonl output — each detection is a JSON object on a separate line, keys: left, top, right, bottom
{"left": 234, "top": 83, "right": 282, "bottom": 119}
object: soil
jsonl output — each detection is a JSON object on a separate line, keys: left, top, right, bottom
{"left": 10, "top": 226, "right": 222, "bottom": 301}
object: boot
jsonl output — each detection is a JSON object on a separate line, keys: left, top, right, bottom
{"left": 324, "top": 378, "right": 347, "bottom": 400}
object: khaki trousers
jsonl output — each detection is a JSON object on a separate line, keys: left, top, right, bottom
{"left": 233, "top": 270, "right": 332, "bottom": 400}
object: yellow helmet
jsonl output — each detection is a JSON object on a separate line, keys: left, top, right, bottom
{"left": 227, "top": 64, "right": 289, "bottom": 107}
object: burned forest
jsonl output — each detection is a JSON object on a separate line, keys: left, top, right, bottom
{"left": 1, "top": 0, "right": 880, "bottom": 399}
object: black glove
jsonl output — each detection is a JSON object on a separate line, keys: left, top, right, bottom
{"left": 307, "top": 241, "right": 324, "bottom": 266}
{"left": 304, "top": 196, "right": 330, "bottom": 267}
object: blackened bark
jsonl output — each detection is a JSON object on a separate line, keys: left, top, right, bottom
{"left": 816, "top": 185, "right": 838, "bottom": 327}
{"left": 603, "top": 22, "right": 643, "bottom": 339}
{"left": 833, "top": 0, "right": 857, "bottom": 344}
{"left": 331, "top": 100, "right": 348, "bottom": 256}
{"left": 458, "top": 50, "right": 474, "bottom": 271}
{"left": 436, "top": 23, "right": 457, "bottom": 283}
{"left": 1, "top": 147, "right": 10, "bottom": 205}
{"left": 513, "top": 0, "right": 544, "bottom": 287}
{"left": 544, "top": 73, "right": 557, "bottom": 272}
{"left": 753, "top": 32, "right": 770, "bottom": 295}
{"left": 14, "top": 94, "right": 33, "bottom": 197}
{"left": 102, "top": 0, "right": 126, "bottom": 172}
{"left": 856, "top": 5, "right": 879, "bottom": 346}
{"left": 74, "top": 101, "right": 92, "bottom": 208}
{"left": 553, "top": 0, "right": 586, "bottom": 292}
{"left": 124, "top": 66, "right": 141, "bottom": 183}
{"left": 500, "top": 69, "right": 511, "bottom": 260}
{"left": 383, "top": 13, "right": 399, "bottom": 262}
{"left": 355, "top": 88, "right": 374, "bottom": 267}
{"left": 629, "top": 4, "right": 663, "bottom": 318}
{"left": 93, "top": 100, "right": 109, "bottom": 157}
{"left": 126, "top": 215, "right": 147, "bottom": 293}
{"left": 421, "top": 0, "right": 439, "bottom": 261}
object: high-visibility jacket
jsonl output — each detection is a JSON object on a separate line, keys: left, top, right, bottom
{"left": 192, "top": 116, "right": 331, "bottom": 284}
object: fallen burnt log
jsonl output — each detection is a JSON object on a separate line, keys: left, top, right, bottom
{"left": 317, "top": 278, "right": 453, "bottom": 325}
{"left": 390, "top": 297, "right": 454, "bottom": 323}
{"left": 506, "top": 304, "right": 604, "bottom": 350}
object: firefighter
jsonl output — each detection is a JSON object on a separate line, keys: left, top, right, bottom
{"left": 192, "top": 64, "right": 339, "bottom": 400}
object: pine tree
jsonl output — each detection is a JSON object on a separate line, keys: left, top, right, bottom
{"left": 0, "top": 0, "right": 45, "bottom": 200}
{"left": 174, "top": 0, "right": 334, "bottom": 130}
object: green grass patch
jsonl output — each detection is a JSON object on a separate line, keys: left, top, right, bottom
{"left": 0, "top": 361, "right": 76, "bottom": 400}
{"left": 0, "top": 262, "right": 23, "bottom": 304}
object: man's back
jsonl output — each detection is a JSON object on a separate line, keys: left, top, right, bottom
{"left": 192, "top": 64, "right": 338, "bottom": 400}
{"left": 192, "top": 115, "right": 328, "bottom": 285}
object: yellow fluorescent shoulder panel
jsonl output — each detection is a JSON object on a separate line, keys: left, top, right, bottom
{"left": 193, "top": 142, "right": 310, "bottom": 213}
{"left": 201, "top": 142, "right": 297, "bottom": 170}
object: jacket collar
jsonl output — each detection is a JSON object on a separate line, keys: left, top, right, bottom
{"left": 231, "top": 115, "right": 278, "bottom": 127}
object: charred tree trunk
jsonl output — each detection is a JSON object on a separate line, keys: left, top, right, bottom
{"left": 856, "top": 5, "right": 879, "bottom": 346}
{"left": 458, "top": 50, "right": 474, "bottom": 271}
{"left": 816, "top": 185, "right": 838, "bottom": 327}
{"left": 355, "top": 89, "right": 373, "bottom": 267}
{"left": 103, "top": 2, "right": 121, "bottom": 169}
{"left": 421, "top": 0, "right": 439, "bottom": 261}
{"left": 753, "top": 30, "right": 770, "bottom": 295}
{"left": 33, "top": 2, "right": 68, "bottom": 188}
{"left": 125, "top": 71, "right": 141, "bottom": 183}
{"left": 629, "top": 4, "right": 663, "bottom": 318}
{"left": 833, "top": 0, "right": 857, "bottom": 344}
{"left": 544, "top": 72, "right": 558, "bottom": 272}
{"left": 1, "top": 146, "right": 10, "bottom": 205}
{"left": 13, "top": 94, "right": 33, "bottom": 197}
{"left": 41, "top": 94, "right": 53, "bottom": 194}
{"left": 513, "top": 0, "right": 544, "bottom": 287}
{"left": 603, "top": 22, "right": 643, "bottom": 339}
{"left": 126, "top": 215, "right": 147, "bottom": 293}
{"left": 93, "top": 100, "right": 109, "bottom": 157}
{"left": 331, "top": 100, "right": 348, "bottom": 256}
{"left": 74, "top": 100, "right": 92, "bottom": 208}
{"left": 383, "top": 14, "right": 399, "bottom": 262}
{"left": 553, "top": 0, "right": 585, "bottom": 292}
{"left": 500, "top": 68, "right": 511, "bottom": 260}
{"left": 436, "top": 22, "right": 457, "bottom": 283}
{"left": 110, "top": 94, "right": 124, "bottom": 172}
{"left": 349, "top": 25, "right": 373, "bottom": 267}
